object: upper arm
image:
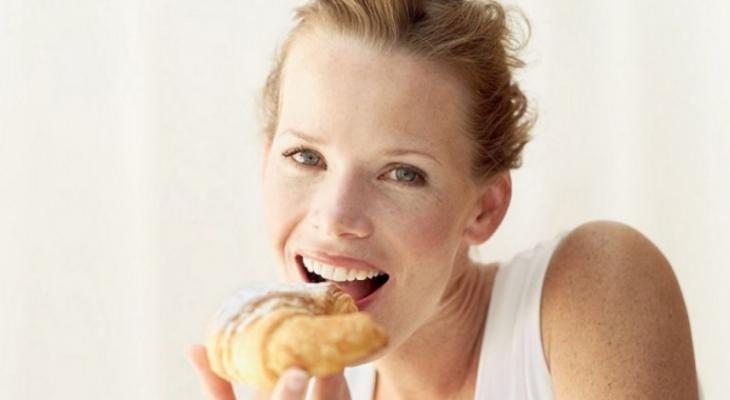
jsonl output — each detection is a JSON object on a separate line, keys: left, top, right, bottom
{"left": 540, "top": 220, "right": 699, "bottom": 399}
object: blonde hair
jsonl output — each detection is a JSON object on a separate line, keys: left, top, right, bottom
{"left": 261, "top": 0, "right": 534, "bottom": 179}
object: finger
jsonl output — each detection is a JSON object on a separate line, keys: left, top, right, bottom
{"left": 187, "top": 344, "right": 237, "bottom": 400}
{"left": 270, "top": 369, "right": 310, "bottom": 400}
{"left": 310, "top": 372, "right": 351, "bottom": 400}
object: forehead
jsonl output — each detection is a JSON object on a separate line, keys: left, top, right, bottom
{"left": 278, "top": 31, "right": 471, "bottom": 150}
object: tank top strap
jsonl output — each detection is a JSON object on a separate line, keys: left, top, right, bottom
{"left": 474, "top": 230, "right": 569, "bottom": 400}
{"left": 343, "top": 363, "right": 376, "bottom": 400}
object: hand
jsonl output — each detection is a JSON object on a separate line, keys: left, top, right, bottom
{"left": 187, "top": 344, "right": 352, "bottom": 400}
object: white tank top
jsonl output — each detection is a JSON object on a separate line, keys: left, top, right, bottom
{"left": 337, "top": 231, "right": 569, "bottom": 400}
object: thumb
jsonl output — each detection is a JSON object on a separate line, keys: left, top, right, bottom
{"left": 310, "top": 372, "right": 351, "bottom": 400}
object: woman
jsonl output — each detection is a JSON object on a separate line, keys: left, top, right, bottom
{"left": 189, "top": 1, "right": 699, "bottom": 399}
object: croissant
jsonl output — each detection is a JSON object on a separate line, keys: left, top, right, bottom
{"left": 205, "top": 282, "right": 388, "bottom": 389}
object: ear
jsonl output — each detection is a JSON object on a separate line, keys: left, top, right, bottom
{"left": 463, "top": 171, "right": 512, "bottom": 245}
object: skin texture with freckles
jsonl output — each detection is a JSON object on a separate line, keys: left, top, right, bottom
{"left": 262, "top": 30, "right": 496, "bottom": 355}
{"left": 189, "top": 24, "right": 697, "bottom": 400}
{"left": 261, "top": 29, "right": 510, "bottom": 399}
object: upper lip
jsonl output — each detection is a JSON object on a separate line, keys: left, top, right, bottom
{"left": 296, "top": 248, "right": 385, "bottom": 274}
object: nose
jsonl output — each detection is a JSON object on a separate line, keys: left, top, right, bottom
{"left": 307, "top": 172, "right": 373, "bottom": 239}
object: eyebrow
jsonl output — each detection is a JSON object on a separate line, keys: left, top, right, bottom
{"left": 281, "top": 129, "right": 326, "bottom": 145}
{"left": 281, "top": 129, "right": 441, "bottom": 165}
{"left": 384, "top": 148, "right": 442, "bottom": 166}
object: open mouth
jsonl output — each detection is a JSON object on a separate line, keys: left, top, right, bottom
{"left": 296, "top": 254, "right": 390, "bottom": 304}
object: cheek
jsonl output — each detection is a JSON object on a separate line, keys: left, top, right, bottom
{"left": 398, "top": 216, "right": 452, "bottom": 258}
{"left": 384, "top": 195, "right": 462, "bottom": 256}
{"left": 262, "top": 167, "right": 308, "bottom": 257}
{"left": 384, "top": 195, "right": 466, "bottom": 294}
{"left": 379, "top": 198, "right": 463, "bottom": 333}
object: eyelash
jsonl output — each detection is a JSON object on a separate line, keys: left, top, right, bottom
{"left": 281, "top": 146, "right": 428, "bottom": 186}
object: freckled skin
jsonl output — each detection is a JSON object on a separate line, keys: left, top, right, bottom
{"left": 541, "top": 221, "right": 699, "bottom": 399}
{"left": 262, "top": 30, "right": 484, "bottom": 355}
{"left": 182, "top": 8, "right": 698, "bottom": 400}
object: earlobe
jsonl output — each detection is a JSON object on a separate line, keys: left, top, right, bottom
{"left": 463, "top": 171, "right": 512, "bottom": 245}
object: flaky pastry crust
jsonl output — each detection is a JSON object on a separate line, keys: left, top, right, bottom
{"left": 205, "top": 282, "right": 387, "bottom": 389}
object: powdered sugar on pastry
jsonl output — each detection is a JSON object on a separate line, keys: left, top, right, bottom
{"left": 205, "top": 282, "right": 387, "bottom": 389}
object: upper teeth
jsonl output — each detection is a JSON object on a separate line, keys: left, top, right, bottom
{"left": 302, "top": 257, "right": 383, "bottom": 282}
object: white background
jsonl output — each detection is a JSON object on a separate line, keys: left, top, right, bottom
{"left": 1, "top": 0, "right": 728, "bottom": 399}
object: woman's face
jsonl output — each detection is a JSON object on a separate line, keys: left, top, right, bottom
{"left": 262, "top": 32, "right": 485, "bottom": 351}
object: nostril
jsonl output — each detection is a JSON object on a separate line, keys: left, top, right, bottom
{"left": 326, "top": 218, "right": 373, "bottom": 239}
{"left": 337, "top": 231, "right": 361, "bottom": 239}
{"left": 307, "top": 207, "right": 373, "bottom": 239}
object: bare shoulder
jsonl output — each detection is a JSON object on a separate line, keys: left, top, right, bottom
{"left": 540, "top": 220, "right": 699, "bottom": 399}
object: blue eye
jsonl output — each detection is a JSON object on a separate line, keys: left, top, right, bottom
{"left": 283, "top": 147, "right": 323, "bottom": 167}
{"left": 395, "top": 168, "right": 417, "bottom": 182}
{"left": 388, "top": 166, "right": 426, "bottom": 185}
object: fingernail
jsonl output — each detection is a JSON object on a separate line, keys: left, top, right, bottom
{"left": 286, "top": 369, "right": 310, "bottom": 393}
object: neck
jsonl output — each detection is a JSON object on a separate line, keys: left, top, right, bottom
{"left": 374, "top": 260, "right": 498, "bottom": 400}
